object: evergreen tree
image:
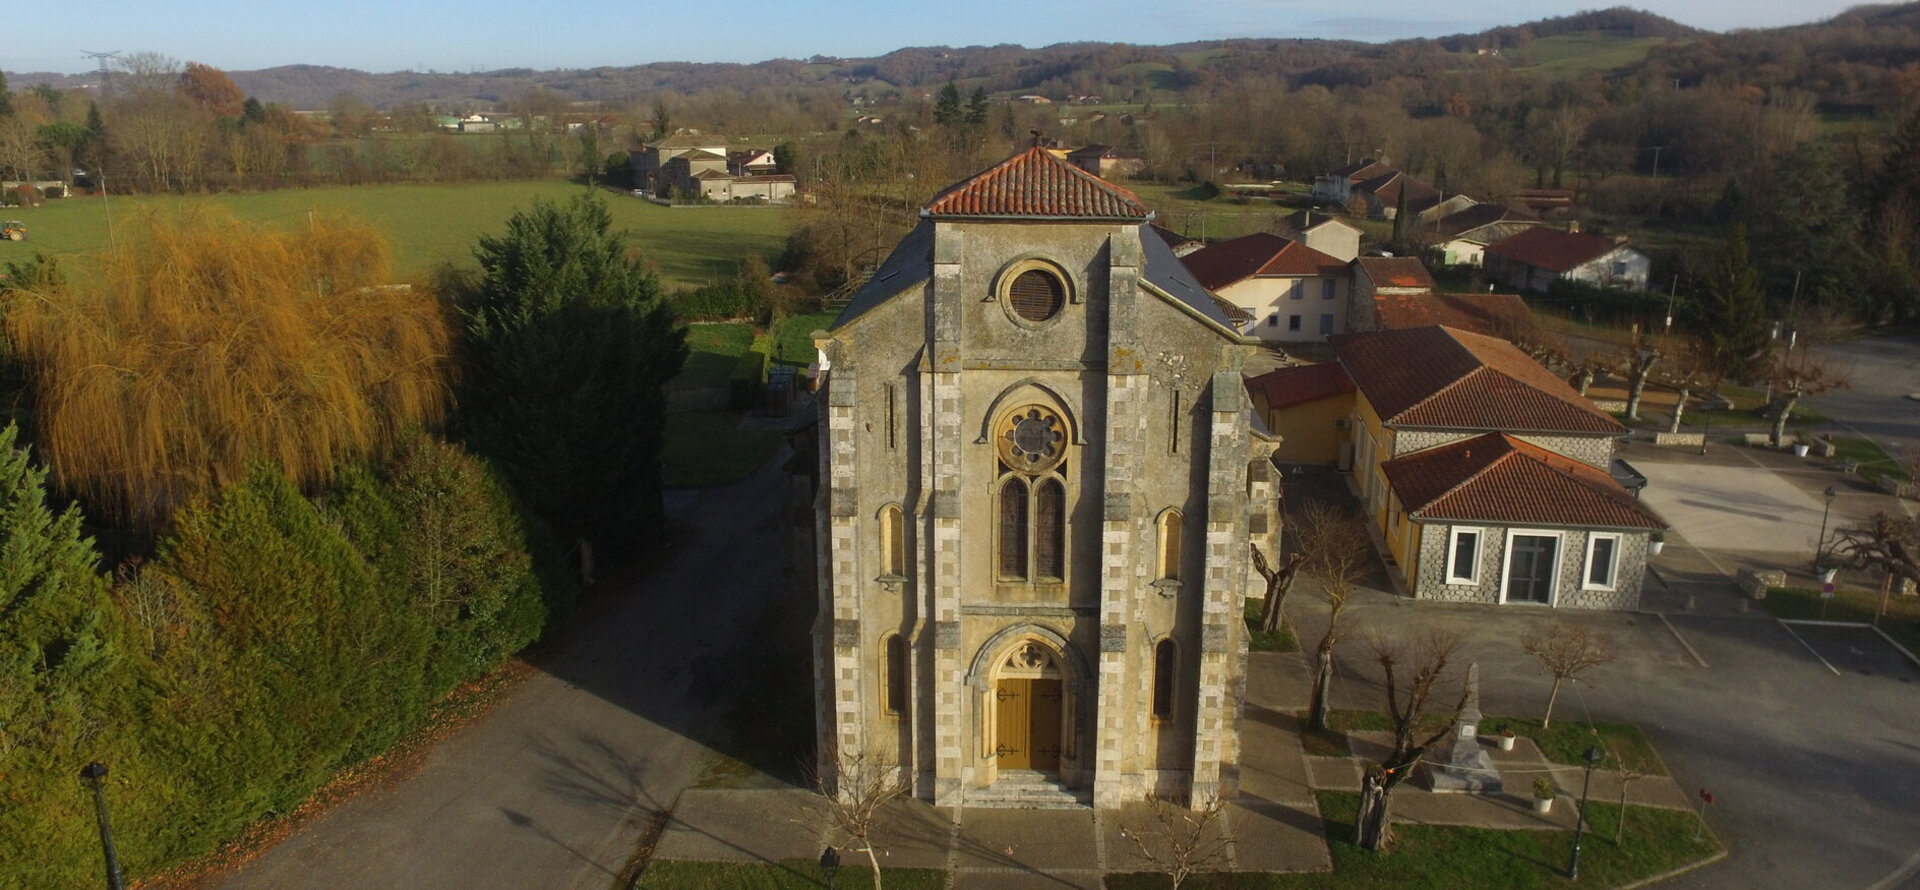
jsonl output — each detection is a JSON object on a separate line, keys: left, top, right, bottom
{"left": 1693, "top": 226, "right": 1772, "bottom": 383}
{"left": 1754, "top": 141, "right": 1865, "bottom": 315}
{"left": 933, "top": 80, "right": 963, "bottom": 129}
{"left": 966, "top": 87, "right": 989, "bottom": 127}
{"left": 459, "top": 195, "right": 688, "bottom": 554}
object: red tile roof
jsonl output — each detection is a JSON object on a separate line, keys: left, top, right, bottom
{"left": 1354, "top": 257, "right": 1436, "bottom": 291}
{"left": 1331, "top": 325, "right": 1624, "bottom": 435}
{"left": 1181, "top": 233, "right": 1347, "bottom": 291}
{"left": 923, "top": 146, "right": 1151, "bottom": 220}
{"left": 1245, "top": 362, "right": 1355, "bottom": 411}
{"left": 1483, "top": 227, "right": 1625, "bottom": 273}
{"left": 1382, "top": 433, "right": 1665, "bottom": 529}
{"left": 1371, "top": 292, "right": 1537, "bottom": 341}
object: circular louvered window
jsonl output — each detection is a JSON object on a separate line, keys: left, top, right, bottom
{"left": 1006, "top": 269, "right": 1065, "bottom": 322}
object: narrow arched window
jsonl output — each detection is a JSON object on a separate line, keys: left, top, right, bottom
{"left": 1152, "top": 638, "right": 1176, "bottom": 720}
{"left": 884, "top": 634, "right": 907, "bottom": 715}
{"left": 1034, "top": 478, "right": 1065, "bottom": 580}
{"left": 1158, "top": 510, "right": 1182, "bottom": 582}
{"left": 999, "top": 478, "right": 1029, "bottom": 580}
{"left": 881, "top": 505, "right": 905, "bottom": 576}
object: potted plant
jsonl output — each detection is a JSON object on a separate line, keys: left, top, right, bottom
{"left": 1648, "top": 533, "right": 1666, "bottom": 556}
{"left": 1533, "top": 777, "right": 1556, "bottom": 813}
{"left": 1496, "top": 727, "right": 1517, "bottom": 751}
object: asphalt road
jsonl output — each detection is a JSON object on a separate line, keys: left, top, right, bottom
{"left": 1810, "top": 331, "right": 1920, "bottom": 458}
{"left": 209, "top": 450, "right": 793, "bottom": 890}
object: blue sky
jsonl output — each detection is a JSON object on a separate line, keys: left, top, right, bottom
{"left": 16, "top": 0, "right": 1869, "bottom": 76}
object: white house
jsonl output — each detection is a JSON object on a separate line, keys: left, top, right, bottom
{"left": 1483, "top": 226, "right": 1650, "bottom": 292}
{"left": 1183, "top": 233, "right": 1352, "bottom": 343}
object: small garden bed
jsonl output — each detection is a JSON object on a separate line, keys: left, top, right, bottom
{"left": 1244, "top": 599, "right": 1299, "bottom": 652}
{"left": 1319, "top": 711, "right": 1665, "bottom": 775}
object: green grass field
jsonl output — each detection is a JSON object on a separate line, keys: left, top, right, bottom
{"left": 11, "top": 181, "right": 791, "bottom": 289}
{"left": 1517, "top": 32, "right": 1675, "bottom": 75}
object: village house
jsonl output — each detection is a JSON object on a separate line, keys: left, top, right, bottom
{"left": 1066, "top": 144, "right": 1146, "bottom": 180}
{"left": 810, "top": 146, "right": 1277, "bottom": 809}
{"left": 1311, "top": 158, "right": 1394, "bottom": 204}
{"left": 1429, "top": 203, "right": 1543, "bottom": 267}
{"left": 1483, "top": 225, "right": 1651, "bottom": 292}
{"left": 1182, "top": 233, "right": 1352, "bottom": 343}
{"left": 1278, "top": 210, "right": 1362, "bottom": 262}
{"left": 634, "top": 132, "right": 729, "bottom": 193}
{"left": 1344, "top": 256, "right": 1536, "bottom": 340}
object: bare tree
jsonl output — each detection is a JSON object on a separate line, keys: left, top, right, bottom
{"left": 1117, "top": 793, "right": 1229, "bottom": 890}
{"left": 1352, "top": 628, "right": 1470, "bottom": 852}
{"left": 1834, "top": 512, "right": 1920, "bottom": 590}
{"left": 1612, "top": 750, "right": 1648, "bottom": 844}
{"left": 1520, "top": 622, "right": 1615, "bottom": 729}
{"left": 1293, "top": 500, "right": 1372, "bottom": 733}
{"left": 1617, "top": 331, "right": 1662, "bottom": 421}
{"left": 1657, "top": 338, "right": 1717, "bottom": 434}
{"left": 806, "top": 744, "right": 911, "bottom": 888}
{"left": 1250, "top": 544, "right": 1304, "bottom": 634}
{"left": 1766, "top": 355, "right": 1846, "bottom": 447}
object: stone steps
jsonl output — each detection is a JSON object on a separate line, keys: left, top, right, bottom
{"left": 965, "top": 771, "right": 1092, "bottom": 809}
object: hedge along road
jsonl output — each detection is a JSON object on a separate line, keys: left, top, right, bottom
{"left": 209, "top": 448, "right": 796, "bottom": 890}
{"left": 11, "top": 181, "right": 789, "bottom": 289}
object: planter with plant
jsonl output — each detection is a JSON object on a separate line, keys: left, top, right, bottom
{"left": 1649, "top": 533, "right": 1665, "bottom": 556}
{"left": 1497, "top": 727, "right": 1517, "bottom": 751}
{"left": 1533, "top": 776, "right": 1556, "bottom": 813}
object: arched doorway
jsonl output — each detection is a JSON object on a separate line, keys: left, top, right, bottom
{"left": 992, "top": 641, "right": 1064, "bottom": 773}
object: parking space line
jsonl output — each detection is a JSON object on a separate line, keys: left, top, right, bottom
{"left": 1648, "top": 612, "right": 1709, "bottom": 668}
{"left": 1774, "top": 619, "right": 1842, "bottom": 676}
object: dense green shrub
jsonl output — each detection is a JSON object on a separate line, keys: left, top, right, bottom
{"left": 673, "top": 279, "right": 767, "bottom": 321}
{"left": 0, "top": 434, "right": 555, "bottom": 888}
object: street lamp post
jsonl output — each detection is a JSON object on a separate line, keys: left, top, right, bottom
{"left": 1699, "top": 405, "right": 1712, "bottom": 456}
{"left": 80, "top": 762, "right": 126, "bottom": 890}
{"left": 1815, "top": 485, "right": 1838, "bottom": 572}
{"left": 1567, "top": 745, "right": 1605, "bottom": 881}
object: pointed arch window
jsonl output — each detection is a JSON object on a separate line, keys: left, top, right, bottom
{"left": 880, "top": 504, "right": 906, "bottom": 578}
{"left": 1157, "top": 509, "right": 1183, "bottom": 582}
{"left": 998, "top": 479, "right": 1029, "bottom": 580}
{"left": 1152, "top": 638, "right": 1177, "bottom": 721}
{"left": 1034, "top": 479, "right": 1065, "bottom": 580}
{"left": 994, "top": 404, "right": 1070, "bottom": 585}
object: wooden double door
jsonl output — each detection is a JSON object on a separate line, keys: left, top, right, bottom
{"left": 994, "top": 677, "right": 1062, "bottom": 771}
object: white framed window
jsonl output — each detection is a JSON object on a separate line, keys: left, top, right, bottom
{"left": 1446, "top": 527, "right": 1481, "bottom": 584}
{"left": 1290, "top": 280, "right": 1305, "bottom": 300}
{"left": 1500, "top": 528, "right": 1565, "bottom": 606}
{"left": 1583, "top": 533, "right": 1621, "bottom": 590}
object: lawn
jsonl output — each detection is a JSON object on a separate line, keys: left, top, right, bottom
{"left": 638, "top": 859, "right": 945, "bottom": 890}
{"left": 660, "top": 411, "right": 785, "bottom": 488}
{"left": 1106, "top": 792, "right": 1720, "bottom": 889}
{"left": 772, "top": 311, "right": 839, "bottom": 366}
{"left": 1517, "top": 32, "right": 1676, "bottom": 76}
{"left": 1323, "top": 711, "right": 1665, "bottom": 775}
{"left": 1828, "top": 435, "right": 1911, "bottom": 483}
{"left": 13, "top": 181, "right": 790, "bottom": 289}
{"left": 673, "top": 323, "right": 757, "bottom": 393}
{"left": 1244, "top": 598, "right": 1300, "bottom": 652}
{"left": 1764, "top": 585, "right": 1920, "bottom": 656}
{"left": 1124, "top": 182, "right": 1323, "bottom": 244}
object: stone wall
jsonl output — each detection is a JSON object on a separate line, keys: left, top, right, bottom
{"left": 1410, "top": 522, "right": 1648, "bottom": 610}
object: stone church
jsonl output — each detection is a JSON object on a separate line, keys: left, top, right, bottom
{"left": 810, "top": 147, "right": 1279, "bottom": 809}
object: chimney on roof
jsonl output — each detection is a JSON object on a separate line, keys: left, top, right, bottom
{"left": 1566, "top": 220, "right": 1581, "bottom": 234}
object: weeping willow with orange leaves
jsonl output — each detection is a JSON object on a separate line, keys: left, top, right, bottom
{"left": 4, "top": 209, "right": 454, "bottom": 530}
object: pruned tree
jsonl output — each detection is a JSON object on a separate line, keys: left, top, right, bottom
{"left": 1117, "top": 793, "right": 1229, "bottom": 890}
{"left": 1765, "top": 354, "right": 1847, "bottom": 447}
{"left": 1250, "top": 544, "right": 1304, "bottom": 634}
{"left": 1519, "top": 621, "right": 1615, "bottom": 728}
{"left": 1294, "top": 499, "right": 1372, "bottom": 733}
{"left": 807, "top": 744, "right": 911, "bottom": 889}
{"left": 1352, "top": 628, "right": 1470, "bottom": 852}
{"left": 1833, "top": 512, "right": 1920, "bottom": 591}
{"left": 1617, "top": 330, "right": 1662, "bottom": 421}
{"left": 1657, "top": 337, "right": 1717, "bottom": 434}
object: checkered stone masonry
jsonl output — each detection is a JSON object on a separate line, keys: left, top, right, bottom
{"left": 823, "top": 366, "right": 866, "bottom": 771}
{"left": 1096, "top": 237, "right": 1146, "bottom": 809}
{"left": 929, "top": 243, "right": 968, "bottom": 805}
{"left": 1192, "top": 370, "right": 1250, "bottom": 805}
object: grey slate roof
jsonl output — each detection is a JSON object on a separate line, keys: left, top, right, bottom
{"left": 832, "top": 223, "right": 1239, "bottom": 336}
{"left": 831, "top": 220, "right": 935, "bottom": 329}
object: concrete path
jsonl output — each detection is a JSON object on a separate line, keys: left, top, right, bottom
{"left": 210, "top": 450, "right": 796, "bottom": 890}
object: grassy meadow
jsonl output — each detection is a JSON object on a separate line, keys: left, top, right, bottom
{"left": 8, "top": 181, "right": 791, "bottom": 288}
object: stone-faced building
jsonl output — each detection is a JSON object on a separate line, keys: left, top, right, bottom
{"left": 811, "top": 147, "right": 1278, "bottom": 809}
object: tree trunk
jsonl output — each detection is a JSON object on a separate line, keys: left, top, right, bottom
{"left": 1626, "top": 361, "right": 1655, "bottom": 420}
{"left": 1771, "top": 393, "right": 1798, "bottom": 447}
{"left": 1616, "top": 779, "right": 1631, "bottom": 843}
{"left": 1308, "top": 638, "right": 1335, "bottom": 731}
{"left": 1542, "top": 675, "right": 1564, "bottom": 729}
{"left": 1259, "top": 553, "right": 1303, "bottom": 633}
{"left": 865, "top": 842, "right": 884, "bottom": 890}
{"left": 1669, "top": 386, "right": 1691, "bottom": 434}
{"left": 1576, "top": 369, "right": 1595, "bottom": 396}
{"left": 1353, "top": 759, "right": 1414, "bottom": 851}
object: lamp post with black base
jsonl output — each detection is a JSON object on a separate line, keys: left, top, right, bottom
{"left": 1568, "top": 745, "right": 1605, "bottom": 881}
{"left": 81, "top": 762, "right": 126, "bottom": 890}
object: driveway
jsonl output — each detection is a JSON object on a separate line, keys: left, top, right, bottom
{"left": 1811, "top": 331, "right": 1920, "bottom": 458}
{"left": 209, "top": 450, "right": 795, "bottom": 890}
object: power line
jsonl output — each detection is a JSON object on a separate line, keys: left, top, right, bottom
{"left": 80, "top": 49, "right": 120, "bottom": 98}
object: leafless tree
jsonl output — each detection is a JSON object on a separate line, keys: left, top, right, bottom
{"left": 1520, "top": 622, "right": 1615, "bottom": 729}
{"left": 1117, "top": 792, "right": 1229, "bottom": 890}
{"left": 1250, "top": 544, "right": 1304, "bottom": 634}
{"left": 1657, "top": 338, "right": 1717, "bottom": 434}
{"left": 1834, "top": 512, "right": 1920, "bottom": 591}
{"left": 1352, "top": 628, "right": 1470, "bottom": 852}
{"left": 1292, "top": 499, "right": 1372, "bottom": 733}
{"left": 806, "top": 743, "right": 911, "bottom": 888}
{"left": 1617, "top": 331, "right": 1662, "bottom": 421}
{"left": 1613, "top": 750, "right": 1648, "bottom": 844}
{"left": 1766, "top": 354, "right": 1847, "bottom": 447}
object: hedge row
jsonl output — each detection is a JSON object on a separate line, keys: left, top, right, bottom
{"left": 0, "top": 430, "right": 567, "bottom": 888}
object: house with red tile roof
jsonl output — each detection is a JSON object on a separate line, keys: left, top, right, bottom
{"left": 1331, "top": 325, "right": 1663, "bottom": 609}
{"left": 1181, "top": 232, "right": 1353, "bottom": 343}
{"left": 1483, "top": 225, "right": 1650, "bottom": 292}
{"left": 1278, "top": 210, "right": 1362, "bottom": 262}
{"left": 1244, "top": 363, "right": 1356, "bottom": 463}
{"left": 1428, "top": 203, "right": 1542, "bottom": 267}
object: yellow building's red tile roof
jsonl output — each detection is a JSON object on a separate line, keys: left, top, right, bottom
{"left": 1382, "top": 433, "right": 1664, "bottom": 529}
{"left": 1332, "top": 325, "right": 1623, "bottom": 435}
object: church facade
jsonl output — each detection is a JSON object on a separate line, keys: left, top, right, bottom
{"left": 810, "top": 148, "right": 1279, "bottom": 809}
